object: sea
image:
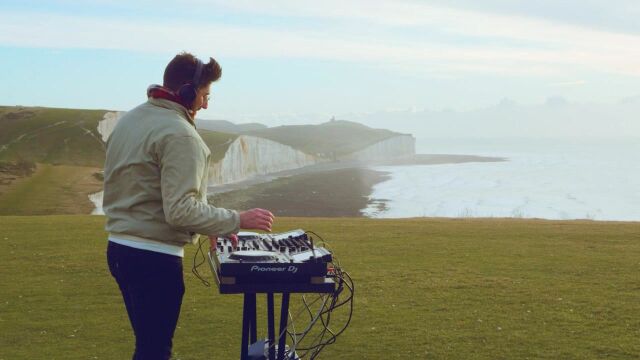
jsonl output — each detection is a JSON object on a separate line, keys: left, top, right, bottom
{"left": 363, "top": 137, "right": 640, "bottom": 221}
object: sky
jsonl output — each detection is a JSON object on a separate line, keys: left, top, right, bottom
{"left": 1, "top": 0, "right": 639, "bottom": 136}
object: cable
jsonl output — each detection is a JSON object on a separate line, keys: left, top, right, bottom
{"left": 264, "top": 263, "right": 355, "bottom": 359}
{"left": 197, "top": 229, "right": 355, "bottom": 359}
{"left": 192, "top": 236, "right": 210, "bottom": 287}
{"left": 287, "top": 262, "right": 354, "bottom": 359}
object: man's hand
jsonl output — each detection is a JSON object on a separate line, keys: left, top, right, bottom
{"left": 239, "top": 208, "right": 275, "bottom": 232}
{"left": 209, "top": 233, "right": 238, "bottom": 251}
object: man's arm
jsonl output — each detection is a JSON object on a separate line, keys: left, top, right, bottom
{"left": 159, "top": 134, "right": 240, "bottom": 235}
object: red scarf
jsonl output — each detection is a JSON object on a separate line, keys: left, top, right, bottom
{"left": 146, "top": 85, "right": 197, "bottom": 123}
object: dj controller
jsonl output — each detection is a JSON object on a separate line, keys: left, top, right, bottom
{"left": 208, "top": 229, "right": 334, "bottom": 292}
{"left": 205, "top": 229, "right": 351, "bottom": 360}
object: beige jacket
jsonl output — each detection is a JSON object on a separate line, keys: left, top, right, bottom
{"left": 103, "top": 97, "right": 239, "bottom": 247}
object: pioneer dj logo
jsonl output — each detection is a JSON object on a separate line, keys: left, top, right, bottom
{"left": 250, "top": 265, "right": 298, "bottom": 274}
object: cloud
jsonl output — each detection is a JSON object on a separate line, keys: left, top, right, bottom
{"left": 346, "top": 99, "right": 640, "bottom": 138}
{"left": 548, "top": 80, "right": 588, "bottom": 87}
{"left": 1, "top": 1, "right": 640, "bottom": 78}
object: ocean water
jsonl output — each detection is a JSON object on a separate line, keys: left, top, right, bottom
{"left": 363, "top": 138, "right": 640, "bottom": 221}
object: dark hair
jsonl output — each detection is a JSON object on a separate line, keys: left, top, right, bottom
{"left": 163, "top": 52, "right": 222, "bottom": 91}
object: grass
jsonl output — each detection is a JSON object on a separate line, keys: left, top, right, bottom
{"left": 1, "top": 216, "right": 638, "bottom": 359}
{"left": 245, "top": 120, "right": 404, "bottom": 157}
{"left": 196, "top": 129, "right": 238, "bottom": 164}
{"left": 0, "top": 106, "right": 109, "bottom": 167}
{"left": 0, "top": 164, "right": 102, "bottom": 215}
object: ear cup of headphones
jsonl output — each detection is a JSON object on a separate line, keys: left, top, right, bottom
{"left": 177, "top": 83, "right": 197, "bottom": 104}
{"left": 176, "top": 58, "right": 204, "bottom": 108}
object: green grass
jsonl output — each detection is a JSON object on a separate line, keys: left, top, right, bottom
{"left": 0, "top": 106, "right": 109, "bottom": 167}
{"left": 0, "top": 164, "right": 102, "bottom": 215}
{"left": 1, "top": 216, "right": 638, "bottom": 359}
{"left": 196, "top": 129, "right": 238, "bottom": 164}
{"left": 245, "top": 120, "right": 405, "bottom": 158}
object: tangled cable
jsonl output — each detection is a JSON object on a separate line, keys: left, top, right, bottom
{"left": 193, "top": 230, "right": 354, "bottom": 359}
{"left": 281, "top": 231, "right": 355, "bottom": 359}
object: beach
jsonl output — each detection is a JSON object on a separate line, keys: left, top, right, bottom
{"left": 207, "top": 154, "right": 503, "bottom": 217}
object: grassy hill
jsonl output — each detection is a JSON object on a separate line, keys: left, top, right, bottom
{"left": 196, "top": 129, "right": 238, "bottom": 164}
{"left": 244, "top": 120, "right": 406, "bottom": 158}
{"left": 0, "top": 106, "right": 240, "bottom": 214}
{"left": 0, "top": 106, "right": 108, "bottom": 167}
{"left": 0, "top": 106, "right": 405, "bottom": 167}
{"left": 0, "top": 106, "right": 404, "bottom": 166}
{"left": 0, "top": 216, "right": 638, "bottom": 359}
{"left": 196, "top": 118, "right": 267, "bottom": 134}
{"left": 0, "top": 106, "right": 241, "bottom": 167}
{"left": 0, "top": 163, "right": 102, "bottom": 215}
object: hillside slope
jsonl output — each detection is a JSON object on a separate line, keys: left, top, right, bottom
{"left": 243, "top": 120, "right": 406, "bottom": 158}
{"left": 0, "top": 106, "right": 108, "bottom": 167}
{"left": 196, "top": 119, "right": 267, "bottom": 133}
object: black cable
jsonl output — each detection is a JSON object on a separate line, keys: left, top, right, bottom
{"left": 192, "top": 236, "right": 210, "bottom": 287}
{"left": 261, "top": 264, "right": 355, "bottom": 359}
{"left": 288, "top": 262, "right": 354, "bottom": 359}
{"left": 196, "top": 229, "right": 354, "bottom": 359}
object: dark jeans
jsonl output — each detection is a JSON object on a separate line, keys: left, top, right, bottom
{"left": 107, "top": 241, "right": 185, "bottom": 360}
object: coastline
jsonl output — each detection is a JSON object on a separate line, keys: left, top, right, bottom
{"left": 207, "top": 154, "right": 504, "bottom": 217}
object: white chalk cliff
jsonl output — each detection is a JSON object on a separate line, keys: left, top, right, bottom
{"left": 208, "top": 135, "right": 319, "bottom": 184}
{"left": 340, "top": 134, "right": 415, "bottom": 161}
{"left": 91, "top": 111, "right": 124, "bottom": 215}
{"left": 97, "top": 111, "right": 125, "bottom": 142}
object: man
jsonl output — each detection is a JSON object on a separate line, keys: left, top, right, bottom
{"left": 103, "top": 52, "right": 274, "bottom": 359}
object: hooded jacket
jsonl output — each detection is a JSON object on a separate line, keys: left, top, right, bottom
{"left": 103, "top": 96, "right": 239, "bottom": 247}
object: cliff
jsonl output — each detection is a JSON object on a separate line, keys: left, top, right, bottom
{"left": 208, "top": 135, "right": 319, "bottom": 184}
{"left": 340, "top": 134, "right": 415, "bottom": 161}
{"left": 97, "top": 111, "right": 125, "bottom": 142}
{"left": 244, "top": 120, "right": 402, "bottom": 158}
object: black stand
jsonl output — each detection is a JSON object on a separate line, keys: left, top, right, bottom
{"left": 208, "top": 252, "right": 335, "bottom": 359}
{"left": 229, "top": 281, "right": 335, "bottom": 360}
{"left": 240, "top": 292, "right": 292, "bottom": 360}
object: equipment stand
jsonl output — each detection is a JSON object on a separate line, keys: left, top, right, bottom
{"left": 208, "top": 250, "right": 336, "bottom": 359}
{"left": 240, "top": 292, "right": 292, "bottom": 360}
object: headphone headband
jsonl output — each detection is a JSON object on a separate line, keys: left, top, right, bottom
{"left": 175, "top": 57, "right": 205, "bottom": 109}
{"left": 192, "top": 58, "right": 204, "bottom": 88}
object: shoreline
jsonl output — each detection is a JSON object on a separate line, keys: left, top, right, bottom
{"left": 207, "top": 154, "right": 504, "bottom": 217}
{"left": 207, "top": 153, "right": 504, "bottom": 195}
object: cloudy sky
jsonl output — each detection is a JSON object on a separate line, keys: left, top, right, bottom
{"left": 1, "top": 0, "right": 639, "bottom": 135}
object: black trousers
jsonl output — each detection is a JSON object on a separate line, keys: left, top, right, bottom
{"left": 107, "top": 241, "right": 185, "bottom": 360}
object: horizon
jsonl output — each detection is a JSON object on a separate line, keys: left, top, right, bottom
{"left": 1, "top": 1, "right": 639, "bottom": 137}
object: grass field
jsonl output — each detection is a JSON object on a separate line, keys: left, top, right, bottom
{"left": 0, "top": 164, "right": 102, "bottom": 215}
{"left": 0, "top": 106, "right": 108, "bottom": 167}
{"left": 0, "top": 216, "right": 638, "bottom": 359}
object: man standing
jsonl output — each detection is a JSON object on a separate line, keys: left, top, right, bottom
{"left": 103, "top": 52, "right": 274, "bottom": 359}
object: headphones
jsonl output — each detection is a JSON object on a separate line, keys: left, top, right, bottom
{"left": 177, "top": 58, "right": 204, "bottom": 108}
